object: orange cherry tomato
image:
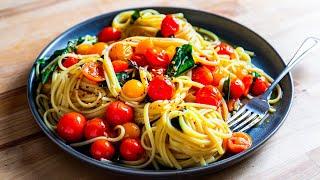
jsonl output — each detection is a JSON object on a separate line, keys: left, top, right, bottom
{"left": 62, "top": 57, "right": 79, "bottom": 68}
{"left": 109, "top": 43, "right": 133, "bottom": 61}
{"left": 147, "top": 76, "right": 175, "bottom": 101}
{"left": 230, "top": 78, "right": 245, "bottom": 99}
{"left": 161, "top": 15, "right": 179, "bottom": 37}
{"left": 195, "top": 85, "right": 222, "bottom": 106}
{"left": 112, "top": 60, "right": 129, "bottom": 73}
{"left": 84, "top": 118, "right": 106, "bottom": 140}
{"left": 76, "top": 44, "right": 92, "bottom": 55}
{"left": 120, "top": 138, "right": 145, "bottom": 161}
{"left": 57, "top": 112, "right": 86, "bottom": 142}
{"left": 123, "top": 122, "right": 141, "bottom": 139}
{"left": 251, "top": 77, "right": 269, "bottom": 96}
{"left": 88, "top": 42, "right": 107, "bottom": 56}
{"left": 216, "top": 42, "right": 234, "bottom": 56}
{"left": 98, "top": 26, "right": 121, "bottom": 42}
{"left": 82, "top": 62, "right": 105, "bottom": 82}
{"left": 135, "top": 39, "right": 154, "bottom": 54}
{"left": 90, "top": 139, "right": 115, "bottom": 160}
{"left": 105, "top": 101, "right": 134, "bottom": 126}
{"left": 226, "top": 132, "right": 252, "bottom": 154}
{"left": 145, "top": 48, "right": 170, "bottom": 69}
{"left": 242, "top": 75, "right": 253, "bottom": 96}
{"left": 192, "top": 66, "right": 214, "bottom": 85}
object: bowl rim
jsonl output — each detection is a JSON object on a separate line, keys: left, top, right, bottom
{"left": 27, "top": 6, "right": 294, "bottom": 176}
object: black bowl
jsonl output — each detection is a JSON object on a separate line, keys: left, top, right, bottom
{"left": 27, "top": 7, "right": 293, "bottom": 177}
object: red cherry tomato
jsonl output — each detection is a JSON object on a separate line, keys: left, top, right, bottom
{"left": 230, "top": 78, "right": 245, "bottom": 99}
{"left": 62, "top": 57, "right": 79, "bottom": 68}
{"left": 112, "top": 60, "right": 129, "bottom": 73}
{"left": 147, "top": 76, "right": 175, "bottom": 101}
{"left": 145, "top": 48, "right": 170, "bottom": 69}
{"left": 226, "top": 132, "right": 252, "bottom": 154}
{"left": 242, "top": 75, "right": 253, "bottom": 96}
{"left": 192, "top": 66, "right": 214, "bottom": 85}
{"left": 150, "top": 68, "right": 166, "bottom": 76}
{"left": 161, "top": 15, "right": 179, "bottom": 37}
{"left": 90, "top": 139, "right": 115, "bottom": 160}
{"left": 82, "top": 62, "right": 105, "bottom": 82}
{"left": 131, "top": 53, "right": 148, "bottom": 67}
{"left": 216, "top": 42, "right": 234, "bottom": 56}
{"left": 120, "top": 138, "right": 145, "bottom": 161}
{"left": 251, "top": 77, "right": 269, "bottom": 96}
{"left": 84, "top": 118, "right": 106, "bottom": 140}
{"left": 195, "top": 85, "right": 222, "bottom": 106}
{"left": 105, "top": 101, "right": 134, "bottom": 126}
{"left": 98, "top": 27, "right": 121, "bottom": 42}
{"left": 57, "top": 112, "right": 86, "bottom": 142}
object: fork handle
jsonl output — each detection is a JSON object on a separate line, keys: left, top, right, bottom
{"left": 260, "top": 37, "right": 319, "bottom": 99}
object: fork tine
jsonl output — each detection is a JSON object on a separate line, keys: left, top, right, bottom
{"left": 227, "top": 105, "right": 248, "bottom": 124}
{"left": 239, "top": 113, "right": 269, "bottom": 132}
{"left": 228, "top": 110, "right": 251, "bottom": 127}
{"left": 232, "top": 113, "right": 258, "bottom": 131}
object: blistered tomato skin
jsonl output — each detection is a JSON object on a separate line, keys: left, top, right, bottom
{"left": 145, "top": 48, "right": 170, "bottom": 69}
{"left": 251, "top": 77, "right": 269, "bottom": 96}
{"left": 195, "top": 85, "right": 222, "bottom": 106}
{"left": 161, "top": 15, "right": 179, "bottom": 37}
{"left": 98, "top": 27, "right": 121, "bottom": 42}
{"left": 147, "top": 76, "right": 175, "bottom": 101}
{"left": 105, "top": 101, "right": 134, "bottom": 126}
{"left": 120, "top": 138, "right": 145, "bottom": 161}
{"left": 62, "top": 57, "right": 79, "bottom": 68}
{"left": 192, "top": 66, "right": 214, "bottom": 85}
{"left": 57, "top": 112, "right": 86, "bottom": 142}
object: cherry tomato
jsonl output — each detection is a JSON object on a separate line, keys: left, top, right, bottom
{"left": 161, "top": 15, "right": 179, "bottom": 37}
{"left": 122, "top": 80, "right": 145, "bottom": 98}
{"left": 212, "top": 68, "right": 224, "bottom": 87}
{"left": 109, "top": 43, "right": 133, "bottom": 61}
{"left": 242, "top": 75, "right": 253, "bottom": 96}
{"left": 135, "top": 39, "right": 154, "bottom": 55}
{"left": 131, "top": 53, "right": 148, "bottom": 67}
{"left": 57, "top": 112, "right": 86, "bottom": 142}
{"left": 227, "top": 99, "right": 237, "bottom": 112}
{"left": 82, "top": 61, "right": 105, "bottom": 82}
{"left": 112, "top": 60, "right": 129, "bottom": 73}
{"left": 192, "top": 66, "right": 214, "bottom": 85}
{"left": 216, "top": 42, "right": 234, "bottom": 56}
{"left": 230, "top": 78, "right": 245, "bottom": 99}
{"left": 62, "top": 57, "right": 79, "bottom": 68}
{"left": 120, "top": 138, "right": 145, "bottom": 161}
{"left": 88, "top": 42, "right": 107, "bottom": 56}
{"left": 226, "top": 132, "right": 252, "bottom": 154}
{"left": 84, "top": 118, "right": 106, "bottom": 140}
{"left": 105, "top": 101, "right": 134, "bottom": 126}
{"left": 145, "top": 48, "right": 170, "bottom": 69}
{"left": 90, "top": 139, "right": 115, "bottom": 160}
{"left": 123, "top": 122, "right": 141, "bottom": 139}
{"left": 195, "top": 85, "right": 222, "bottom": 106}
{"left": 147, "top": 76, "right": 175, "bottom": 101}
{"left": 150, "top": 68, "right": 166, "bottom": 76}
{"left": 98, "top": 26, "right": 121, "bottom": 42}
{"left": 251, "top": 77, "right": 269, "bottom": 96}
{"left": 76, "top": 44, "right": 92, "bottom": 55}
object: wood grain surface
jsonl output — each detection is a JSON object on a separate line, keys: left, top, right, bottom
{"left": 1, "top": 0, "right": 320, "bottom": 179}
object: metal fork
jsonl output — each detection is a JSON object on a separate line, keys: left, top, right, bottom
{"left": 227, "top": 37, "right": 319, "bottom": 132}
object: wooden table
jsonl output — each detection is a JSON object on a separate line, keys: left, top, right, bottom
{"left": 1, "top": 0, "right": 320, "bottom": 179}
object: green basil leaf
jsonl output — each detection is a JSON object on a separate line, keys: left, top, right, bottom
{"left": 166, "top": 44, "right": 195, "bottom": 77}
{"left": 131, "top": 10, "right": 140, "bottom": 23}
{"left": 223, "top": 76, "right": 231, "bottom": 101}
{"left": 116, "top": 72, "right": 130, "bottom": 86}
{"left": 252, "top": 71, "right": 261, "bottom": 78}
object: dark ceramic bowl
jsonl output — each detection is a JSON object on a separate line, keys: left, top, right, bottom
{"left": 27, "top": 7, "right": 293, "bottom": 177}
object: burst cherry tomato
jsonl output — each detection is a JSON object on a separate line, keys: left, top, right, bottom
{"left": 251, "top": 77, "right": 269, "bottom": 96}
{"left": 62, "top": 57, "right": 79, "bottom": 68}
{"left": 226, "top": 132, "right": 252, "bottom": 154}
{"left": 84, "top": 118, "right": 106, "bottom": 140}
{"left": 192, "top": 66, "right": 214, "bottom": 85}
{"left": 88, "top": 42, "right": 107, "bottom": 56}
{"left": 90, "top": 139, "right": 115, "bottom": 160}
{"left": 150, "top": 68, "right": 166, "bottom": 76}
{"left": 98, "top": 27, "right": 121, "bottom": 42}
{"left": 82, "top": 62, "right": 105, "bottom": 82}
{"left": 195, "top": 85, "right": 222, "bottom": 106}
{"left": 123, "top": 122, "right": 141, "bottom": 139}
{"left": 230, "top": 78, "right": 245, "bottom": 99}
{"left": 242, "top": 75, "right": 253, "bottom": 96}
{"left": 161, "top": 15, "right": 179, "bottom": 37}
{"left": 112, "top": 60, "right": 129, "bottom": 73}
{"left": 147, "top": 76, "right": 175, "bottom": 101}
{"left": 57, "top": 112, "right": 86, "bottom": 142}
{"left": 216, "top": 42, "right": 234, "bottom": 56}
{"left": 131, "top": 53, "right": 148, "bottom": 67}
{"left": 105, "top": 101, "right": 134, "bottom": 126}
{"left": 145, "top": 48, "right": 170, "bottom": 69}
{"left": 120, "top": 138, "right": 145, "bottom": 161}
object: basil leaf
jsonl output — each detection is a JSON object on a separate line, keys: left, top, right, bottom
{"left": 166, "top": 44, "right": 195, "bottom": 77}
{"left": 252, "top": 71, "right": 261, "bottom": 78}
{"left": 77, "top": 35, "right": 97, "bottom": 45}
{"left": 223, "top": 76, "right": 231, "bottom": 101}
{"left": 131, "top": 10, "right": 140, "bottom": 23}
{"left": 116, "top": 72, "right": 130, "bottom": 86}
